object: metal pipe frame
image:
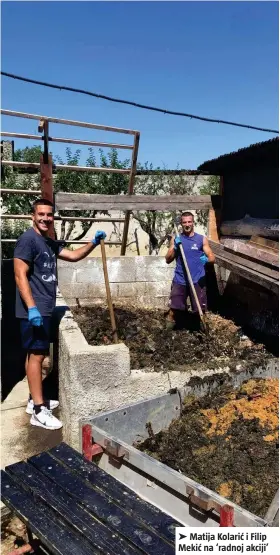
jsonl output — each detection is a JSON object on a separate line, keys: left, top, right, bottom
{"left": 121, "top": 132, "right": 140, "bottom": 255}
{"left": 1, "top": 214, "right": 125, "bottom": 223}
{"left": 1, "top": 188, "right": 41, "bottom": 195}
{"left": 1, "top": 109, "right": 138, "bottom": 136}
{"left": 1, "top": 132, "right": 134, "bottom": 150}
{"left": 1, "top": 109, "right": 140, "bottom": 253}
{"left": 1, "top": 239, "right": 122, "bottom": 245}
{"left": 1, "top": 160, "right": 131, "bottom": 174}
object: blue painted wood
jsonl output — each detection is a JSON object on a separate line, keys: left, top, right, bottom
{"left": 2, "top": 442, "right": 177, "bottom": 554}
{"left": 49, "top": 442, "right": 179, "bottom": 543}
{"left": 29, "top": 450, "right": 174, "bottom": 554}
{"left": 6, "top": 460, "right": 140, "bottom": 555}
{"left": 1, "top": 470, "right": 96, "bottom": 555}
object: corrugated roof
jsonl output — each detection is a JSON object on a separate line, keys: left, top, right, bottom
{"left": 198, "top": 137, "right": 279, "bottom": 174}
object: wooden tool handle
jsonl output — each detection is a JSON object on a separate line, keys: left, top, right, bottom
{"left": 174, "top": 224, "right": 207, "bottom": 331}
{"left": 100, "top": 239, "right": 118, "bottom": 343}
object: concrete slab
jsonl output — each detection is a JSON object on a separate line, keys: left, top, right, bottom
{"left": 1, "top": 377, "right": 62, "bottom": 470}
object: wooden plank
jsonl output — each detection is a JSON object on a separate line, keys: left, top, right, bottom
{"left": 222, "top": 238, "right": 279, "bottom": 268}
{"left": 6, "top": 461, "right": 140, "bottom": 555}
{"left": 214, "top": 253, "right": 278, "bottom": 295}
{"left": 1, "top": 471, "right": 95, "bottom": 555}
{"left": 55, "top": 192, "right": 220, "bottom": 212}
{"left": 208, "top": 207, "right": 220, "bottom": 242}
{"left": 249, "top": 235, "right": 279, "bottom": 252}
{"left": 220, "top": 216, "right": 279, "bottom": 239}
{"left": 49, "top": 443, "right": 178, "bottom": 544}
{"left": 29, "top": 451, "right": 174, "bottom": 554}
{"left": 210, "top": 240, "right": 279, "bottom": 279}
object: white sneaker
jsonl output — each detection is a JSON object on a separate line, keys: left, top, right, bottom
{"left": 30, "top": 406, "right": 63, "bottom": 430}
{"left": 26, "top": 398, "right": 59, "bottom": 415}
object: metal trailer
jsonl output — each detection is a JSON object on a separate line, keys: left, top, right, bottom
{"left": 80, "top": 362, "right": 279, "bottom": 528}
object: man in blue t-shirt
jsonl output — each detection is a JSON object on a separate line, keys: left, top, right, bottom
{"left": 165, "top": 211, "right": 215, "bottom": 330}
{"left": 14, "top": 198, "right": 107, "bottom": 430}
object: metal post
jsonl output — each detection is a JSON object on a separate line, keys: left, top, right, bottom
{"left": 39, "top": 120, "right": 55, "bottom": 239}
{"left": 220, "top": 504, "right": 234, "bottom": 526}
{"left": 121, "top": 132, "right": 140, "bottom": 255}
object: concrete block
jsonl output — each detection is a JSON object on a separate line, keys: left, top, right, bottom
{"left": 62, "top": 283, "right": 119, "bottom": 300}
{"left": 58, "top": 290, "right": 278, "bottom": 449}
{"left": 107, "top": 258, "right": 137, "bottom": 283}
{"left": 146, "top": 281, "right": 171, "bottom": 297}
{"left": 59, "top": 321, "right": 131, "bottom": 447}
{"left": 58, "top": 267, "right": 77, "bottom": 285}
{"left": 75, "top": 266, "right": 105, "bottom": 284}
{"left": 118, "top": 282, "right": 146, "bottom": 297}
{"left": 135, "top": 260, "right": 174, "bottom": 282}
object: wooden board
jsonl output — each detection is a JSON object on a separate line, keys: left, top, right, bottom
{"left": 222, "top": 238, "right": 279, "bottom": 269}
{"left": 211, "top": 251, "right": 278, "bottom": 295}
{"left": 208, "top": 207, "right": 220, "bottom": 242}
{"left": 249, "top": 235, "right": 279, "bottom": 253}
{"left": 2, "top": 443, "right": 178, "bottom": 555}
{"left": 55, "top": 192, "right": 221, "bottom": 212}
{"left": 29, "top": 451, "right": 174, "bottom": 554}
{"left": 209, "top": 240, "right": 279, "bottom": 280}
{"left": 220, "top": 216, "right": 279, "bottom": 239}
{"left": 49, "top": 442, "right": 177, "bottom": 544}
{"left": 6, "top": 460, "right": 140, "bottom": 555}
{"left": 1, "top": 471, "right": 96, "bottom": 555}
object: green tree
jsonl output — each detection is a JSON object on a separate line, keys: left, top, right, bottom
{"left": 196, "top": 175, "right": 220, "bottom": 230}
{"left": 1, "top": 143, "right": 214, "bottom": 258}
{"left": 53, "top": 147, "right": 130, "bottom": 241}
{"left": 132, "top": 165, "right": 199, "bottom": 254}
{"left": 1, "top": 146, "right": 42, "bottom": 258}
{"left": 1, "top": 145, "right": 130, "bottom": 257}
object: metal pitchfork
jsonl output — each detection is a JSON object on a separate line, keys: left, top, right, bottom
{"left": 173, "top": 220, "right": 209, "bottom": 334}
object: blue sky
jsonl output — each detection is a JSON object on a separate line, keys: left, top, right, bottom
{"left": 1, "top": 1, "right": 279, "bottom": 169}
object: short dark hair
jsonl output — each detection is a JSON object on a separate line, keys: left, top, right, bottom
{"left": 181, "top": 211, "right": 194, "bottom": 220}
{"left": 32, "top": 198, "right": 54, "bottom": 214}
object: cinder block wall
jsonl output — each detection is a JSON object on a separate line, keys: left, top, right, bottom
{"left": 58, "top": 256, "right": 175, "bottom": 309}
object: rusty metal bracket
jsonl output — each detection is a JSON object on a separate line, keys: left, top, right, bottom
{"left": 38, "top": 119, "right": 44, "bottom": 133}
{"left": 103, "top": 439, "right": 129, "bottom": 460}
{"left": 186, "top": 485, "right": 221, "bottom": 513}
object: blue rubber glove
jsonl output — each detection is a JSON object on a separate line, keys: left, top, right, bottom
{"left": 174, "top": 236, "right": 182, "bottom": 251}
{"left": 28, "top": 307, "right": 43, "bottom": 327}
{"left": 92, "top": 230, "right": 107, "bottom": 246}
{"left": 200, "top": 254, "right": 209, "bottom": 265}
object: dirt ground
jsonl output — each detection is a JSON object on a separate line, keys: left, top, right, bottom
{"left": 1, "top": 513, "right": 28, "bottom": 555}
{"left": 72, "top": 304, "right": 273, "bottom": 373}
{"left": 135, "top": 378, "right": 279, "bottom": 518}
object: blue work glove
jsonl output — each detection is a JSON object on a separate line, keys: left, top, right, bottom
{"left": 174, "top": 236, "right": 182, "bottom": 251}
{"left": 28, "top": 307, "right": 43, "bottom": 327}
{"left": 92, "top": 230, "right": 107, "bottom": 246}
{"left": 200, "top": 254, "right": 209, "bottom": 265}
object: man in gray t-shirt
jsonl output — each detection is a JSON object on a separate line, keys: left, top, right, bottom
{"left": 14, "top": 198, "right": 106, "bottom": 431}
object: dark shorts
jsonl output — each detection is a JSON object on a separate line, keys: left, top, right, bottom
{"left": 19, "top": 317, "right": 52, "bottom": 352}
{"left": 169, "top": 278, "right": 207, "bottom": 313}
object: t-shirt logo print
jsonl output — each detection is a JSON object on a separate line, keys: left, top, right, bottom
{"left": 191, "top": 243, "right": 198, "bottom": 250}
{"left": 42, "top": 252, "right": 57, "bottom": 283}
